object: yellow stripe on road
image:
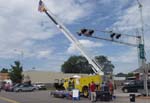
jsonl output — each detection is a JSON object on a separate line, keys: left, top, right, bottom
{"left": 0, "top": 96, "right": 20, "bottom": 103}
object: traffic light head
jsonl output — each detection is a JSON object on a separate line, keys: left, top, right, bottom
{"left": 110, "top": 33, "right": 116, "bottom": 39}
{"left": 116, "top": 34, "right": 121, "bottom": 39}
{"left": 110, "top": 33, "right": 121, "bottom": 39}
{"left": 81, "top": 29, "right": 88, "bottom": 34}
{"left": 88, "top": 30, "right": 94, "bottom": 36}
{"left": 77, "top": 32, "right": 82, "bottom": 36}
{"left": 77, "top": 29, "right": 87, "bottom": 36}
{"left": 77, "top": 29, "right": 94, "bottom": 37}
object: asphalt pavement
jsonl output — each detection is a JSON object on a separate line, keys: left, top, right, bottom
{"left": 0, "top": 90, "right": 150, "bottom": 103}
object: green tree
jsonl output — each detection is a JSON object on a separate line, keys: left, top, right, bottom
{"left": 61, "top": 55, "right": 114, "bottom": 74}
{"left": 127, "top": 73, "right": 134, "bottom": 77}
{"left": 9, "top": 61, "right": 23, "bottom": 83}
{"left": 94, "top": 56, "right": 114, "bottom": 75}
{"left": 61, "top": 56, "right": 93, "bottom": 73}
{"left": 0, "top": 68, "right": 8, "bottom": 73}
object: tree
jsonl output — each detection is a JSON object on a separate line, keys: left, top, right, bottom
{"left": 94, "top": 56, "right": 114, "bottom": 75}
{"left": 0, "top": 68, "right": 8, "bottom": 73}
{"left": 127, "top": 73, "right": 134, "bottom": 77}
{"left": 61, "top": 55, "right": 114, "bottom": 74}
{"left": 61, "top": 55, "right": 93, "bottom": 74}
{"left": 9, "top": 61, "right": 23, "bottom": 83}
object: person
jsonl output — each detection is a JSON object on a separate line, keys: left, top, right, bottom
{"left": 101, "top": 82, "right": 105, "bottom": 91}
{"left": 68, "top": 78, "right": 74, "bottom": 91}
{"left": 90, "top": 81, "right": 96, "bottom": 102}
{"left": 0, "top": 84, "right": 1, "bottom": 92}
{"left": 108, "top": 81, "right": 114, "bottom": 96}
{"left": 88, "top": 83, "right": 91, "bottom": 99}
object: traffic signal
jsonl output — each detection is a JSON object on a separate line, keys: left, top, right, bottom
{"left": 110, "top": 33, "right": 116, "bottom": 39}
{"left": 80, "top": 29, "right": 88, "bottom": 34}
{"left": 110, "top": 32, "right": 121, "bottom": 39}
{"left": 77, "top": 29, "right": 87, "bottom": 36}
{"left": 88, "top": 30, "right": 94, "bottom": 35}
{"left": 77, "top": 29, "right": 94, "bottom": 36}
{"left": 116, "top": 34, "right": 121, "bottom": 39}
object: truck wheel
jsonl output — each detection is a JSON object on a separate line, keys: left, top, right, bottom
{"left": 82, "top": 86, "right": 88, "bottom": 97}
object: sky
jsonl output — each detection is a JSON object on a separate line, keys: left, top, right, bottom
{"left": 0, "top": 0, "right": 150, "bottom": 74}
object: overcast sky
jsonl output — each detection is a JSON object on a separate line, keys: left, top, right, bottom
{"left": 0, "top": 0, "right": 150, "bottom": 74}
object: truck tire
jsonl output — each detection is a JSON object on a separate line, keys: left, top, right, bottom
{"left": 82, "top": 86, "right": 89, "bottom": 97}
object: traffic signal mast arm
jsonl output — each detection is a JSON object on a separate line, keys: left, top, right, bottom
{"left": 91, "top": 35, "right": 138, "bottom": 47}
{"left": 78, "top": 29, "right": 139, "bottom": 47}
{"left": 40, "top": 3, "right": 103, "bottom": 75}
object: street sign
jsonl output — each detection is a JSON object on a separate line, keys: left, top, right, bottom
{"left": 139, "top": 44, "right": 145, "bottom": 59}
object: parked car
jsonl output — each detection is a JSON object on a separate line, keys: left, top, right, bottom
{"left": 14, "top": 84, "right": 36, "bottom": 92}
{"left": 122, "top": 80, "right": 150, "bottom": 93}
{"left": 9, "top": 83, "right": 22, "bottom": 92}
{"left": 33, "top": 83, "right": 46, "bottom": 90}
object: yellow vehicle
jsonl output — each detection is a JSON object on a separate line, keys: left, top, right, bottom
{"left": 63, "top": 74, "right": 102, "bottom": 97}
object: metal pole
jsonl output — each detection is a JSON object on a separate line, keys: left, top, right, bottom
{"left": 136, "top": 0, "right": 148, "bottom": 96}
{"left": 138, "top": 37, "right": 148, "bottom": 96}
{"left": 21, "top": 50, "right": 24, "bottom": 68}
{"left": 90, "top": 36, "right": 138, "bottom": 47}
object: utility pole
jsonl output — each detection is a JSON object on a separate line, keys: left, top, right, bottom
{"left": 136, "top": 0, "right": 148, "bottom": 96}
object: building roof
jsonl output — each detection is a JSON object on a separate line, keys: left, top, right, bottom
{"left": 23, "top": 71, "right": 88, "bottom": 83}
{"left": 115, "top": 73, "right": 127, "bottom": 77}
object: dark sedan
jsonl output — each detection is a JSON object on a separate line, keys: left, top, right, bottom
{"left": 122, "top": 80, "right": 150, "bottom": 93}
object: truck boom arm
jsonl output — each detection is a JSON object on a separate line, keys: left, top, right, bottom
{"left": 39, "top": 1, "right": 103, "bottom": 75}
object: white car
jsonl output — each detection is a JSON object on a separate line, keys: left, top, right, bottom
{"left": 14, "top": 84, "right": 36, "bottom": 92}
{"left": 34, "top": 83, "right": 46, "bottom": 90}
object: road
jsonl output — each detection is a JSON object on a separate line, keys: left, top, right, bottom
{"left": 0, "top": 90, "right": 150, "bottom": 103}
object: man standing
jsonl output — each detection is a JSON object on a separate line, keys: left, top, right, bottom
{"left": 108, "top": 80, "right": 114, "bottom": 96}
{"left": 90, "top": 81, "right": 96, "bottom": 102}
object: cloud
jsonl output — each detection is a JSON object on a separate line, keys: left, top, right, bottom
{"left": 108, "top": 0, "right": 150, "bottom": 73}
{"left": 0, "top": 0, "right": 94, "bottom": 59}
{"left": 111, "top": 0, "right": 150, "bottom": 34}
{"left": 67, "top": 39, "right": 103, "bottom": 54}
{"left": 44, "top": 0, "right": 94, "bottom": 23}
{"left": 37, "top": 50, "right": 52, "bottom": 59}
{"left": 109, "top": 48, "right": 137, "bottom": 63}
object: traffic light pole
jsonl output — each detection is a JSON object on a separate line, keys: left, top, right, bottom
{"left": 138, "top": 37, "right": 148, "bottom": 96}
{"left": 79, "top": 29, "right": 148, "bottom": 95}
{"left": 137, "top": 0, "right": 148, "bottom": 96}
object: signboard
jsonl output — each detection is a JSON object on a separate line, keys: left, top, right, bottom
{"left": 72, "top": 89, "right": 79, "bottom": 98}
{"left": 139, "top": 44, "right": 145, "bottom": 59}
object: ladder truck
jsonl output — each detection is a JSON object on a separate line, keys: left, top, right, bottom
{"left": 38, "top": 0, "right": 104, "bottom": 97}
